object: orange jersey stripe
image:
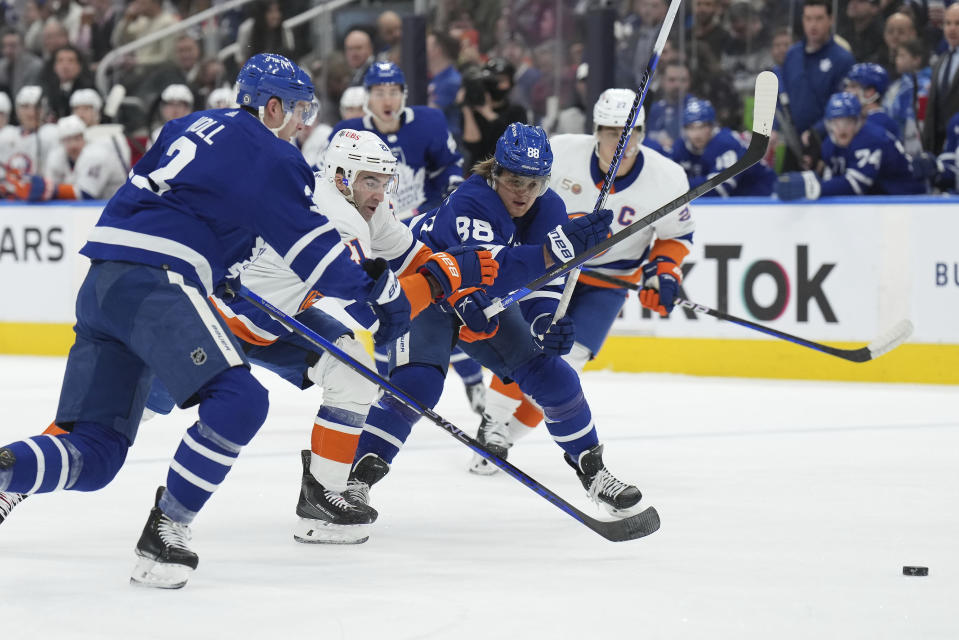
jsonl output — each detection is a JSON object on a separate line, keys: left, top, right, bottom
{"left": 43, "top": 421, "right": 67, "bottom": 436}
{"left": 514, "top": 397, "right": 544, "bottom": 429}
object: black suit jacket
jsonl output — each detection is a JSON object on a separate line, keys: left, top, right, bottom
{"left": 923, "top": 52, "right": 959, "bottom": 154}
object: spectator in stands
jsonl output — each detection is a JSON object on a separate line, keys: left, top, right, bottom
{"left": 75, "top": 0, "right": 122, "bottom": 66}
{"left": 884, "top": 38, "right": 930, "bottom": 154}
{"left": 39, "top": 19, "right": 70, "bottom": 63}
{"left": 769, "top": 27, "right": 794, "bottom": 82}
{"left": 427, "top": 30, "right": 463, "bottom": 139}
{"left": 376, "top": 10, "right": 403, "bottom": 61}
{"left": 922, "top": 3, "right": 959, "bottom": 154}
{"left": 112, "top": 0, "right": 179, "bottom": 67}
{"left": 722, "top": 0, "right": 773, "bottom": 95}
{"left": 141, "top": 35, "right": 203, "bottom": 107}
{"left": 0, "top": 28, "right": 44, "bottom": 98}
{"left": 43, "top": 45, "right": 97, "bottom": 119}
{"left": 648, "top": 62, "right": 698, "bottom": 153}
{"left": 688, "top": 0, "right": 730, "bottom": 62}
{"left": 618, "top": 0, "right": 669, "bottom": 89}
{"left": 234, "top": 1, "right": 295, "bottom": 68}
{"left": 841, "top": 0, "right": 886, "bottom": 63}
{"left": 344, "top": 28, "right": 375, "bottom": 86}
{"left": 459, "top": 57, "right": 529, "bottom": 169}
{"left": 339, "top": 85, "right": 366, "bottom": 120}
{"left": 881, "top": 12, "right": 918, "bottom": 74}
{"left": 192, "top": 57, "right": 229, "bottom": 112}
{"left": 499, "top": 35, "right": 540, "bottom": 116}
{"left": 780, "top": 0, "right": 855, "bottom": 170}
{"left": 844, "top": 62, "right": 901, "bottom": 139}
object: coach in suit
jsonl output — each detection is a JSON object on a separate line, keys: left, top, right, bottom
{"left": 923, "top": 4, "right": 959, "bottom": 154}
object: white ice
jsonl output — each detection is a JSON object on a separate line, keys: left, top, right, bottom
{"left": 1, "top": 354, "right": 957, "bottom": 640}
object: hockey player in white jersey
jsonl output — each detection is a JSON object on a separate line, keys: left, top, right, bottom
{"left": 469, "top": 89, "right": 696, "bottom": 474}
{"left": 2, "top": 112, "right": 130, "bottom": 201}
{"left": 0, "top": 85, "right": 59, "bottom": 176}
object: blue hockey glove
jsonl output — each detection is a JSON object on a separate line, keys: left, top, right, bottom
{"left": 640, "top": 256, "right": 682, "bottom": 317}
{"left": 530, "top": 313, "right": 576, "bottom": 356}
{"left": 364, "top": 258, "right": 411, "bottom": 343}
{"left": 447, "top": 288, "right": 499, "bottom": 342}
{"left": 545, "top": 209, "right": 614, "bottom": 265}
{"left": 775, "top": 171, "right": 821, "bottom": 201}
{"left": 418, "top": 247, "right": 498, "bottom": 299}
{"left": 912, "top": 152, "right": 943, "bottom": 181}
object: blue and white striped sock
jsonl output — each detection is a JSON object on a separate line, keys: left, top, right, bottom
{"left": 163, "top": 421, "right": 240, "bottom": 524}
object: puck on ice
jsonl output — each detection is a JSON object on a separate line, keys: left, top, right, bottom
{"left": 902, "top": 566, "right": 928, "bottom": 576}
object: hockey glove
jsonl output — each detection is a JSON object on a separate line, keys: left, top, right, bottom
{"left": 640, "top": 256, "right": 682, "bottom": 317}
{"left": 530, "top": 313, "right": 575, "bottom": 356}
{"left": 912, "top": 152, "right": 943, "bottom": 181}
{"left": 417, "top": 247, "right": 499, "bottom": 299}
{"left": 447, "top": 287, "right": 499, "bottom": 342}
{"left": 1, "top": 172, "right": 55, "bottom": 201}
{"left": 364, "top": 258, "right": 412, "bottom": 343}
{"left": 775, "top": 171, "right": 821, "bottom": 201}
{"left": 545, "top": 209, "right": 613, "bottom": 265}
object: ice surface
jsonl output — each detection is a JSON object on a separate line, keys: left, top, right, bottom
{"left": 1, "top": 355, "right": 956, "bottom": 639}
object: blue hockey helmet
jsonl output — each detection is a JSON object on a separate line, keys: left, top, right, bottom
{"left": 824, "top": 92, "right": 862, "bottom": 120}
{"left": 845, "top": 63, "right": 889, "bottom": 97}
{"left": 364, "top": 61, "right": 406, "bottom": 89}
{"left": 682, "top": 98, "right": 716, "bottom": 127}
{"left": 494, "top": 123, "right": 552, "bottom": 177}
{"left": 235, "top": 53, "right": 317, "bottom": 124}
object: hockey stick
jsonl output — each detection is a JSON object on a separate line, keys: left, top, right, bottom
{"left": 579, "top": 269, "right": 914, "bottom": 363}
{"left": 776, "top": 91, "right": 804, "bottom": 162}
{"left": 236, "top": 285, "right": 661, "bottom": 542}
{"left": 552, "top": 0, "right": 684, "bottom": 322}
{"left": 484, "top": 70, "right": 779, "bottom": 320}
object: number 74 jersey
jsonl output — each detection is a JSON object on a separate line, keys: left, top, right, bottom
{"left": 548, "top": 134, "right": 695, "bottom": 287}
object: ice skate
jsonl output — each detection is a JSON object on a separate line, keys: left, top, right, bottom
{"left": 130, "top": 487, "right": 198, "bottom": 589}
{"left": 344, "top": 453, "right": 390, "bottom": 511}
{"left": 294, "top": 450, "right": 377, "bottom": 544}
{"left": 565, "top": 444, "right": 643, "bottom": 517}
{"left": 464, "top": 381, "right": 486, "bottom": 415}
{"left": 0, "top": 492, "right": 26, "bottom": 526}
{"left": 469, "top": 413, "right": 511, "bottom": 475}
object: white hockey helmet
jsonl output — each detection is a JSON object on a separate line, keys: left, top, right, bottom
{"left": 161, "top": 84, "right": 194, "bottom": 106}
{"left": 70, "top": 88, "right": 103, "bottom": 112}
{"left": 57, "top": 114, "right": 87, "bottom": 139}
{"left": 0, "top": 92, "right": 11, "bottom": 115}
{"left": 324, "top": 128, "right": 398, "bottom": 200}
{"left": 16, "top": 85, "right": 43, "bottom": 107}
{"left": 593, "top": 88, "right": 645, "bottom": 136}
{"left": 339, "top": 86, "right": 367, "bottom": 116}
{"left": 207, "top": 87, "right": 236, "bottom": 109}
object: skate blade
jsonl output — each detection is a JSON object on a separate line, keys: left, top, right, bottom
{"left": 468, "top": 454, "right": 500, "bottom": 476}
{"left": 129, "top": 555, "right": 193, "bottom": 589}
{"left": 293, "top": 518, "right": 370, "bottom": 544}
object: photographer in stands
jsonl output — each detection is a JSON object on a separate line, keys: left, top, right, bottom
{"left": 458, "top": 58, "right": 528, "bottom": 170}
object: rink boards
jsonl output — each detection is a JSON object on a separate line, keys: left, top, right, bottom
{"left": 1, "top": 197, "right": 957, "bottom": 384}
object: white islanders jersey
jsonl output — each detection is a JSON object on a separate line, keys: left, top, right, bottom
{"left": 549, "top": 134, "right": 695, "bottom": 286}
{"left": 0, "top": 124, "right": 60, "bottom": 174}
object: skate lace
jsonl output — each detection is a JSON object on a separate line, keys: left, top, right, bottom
{"left": 323, "top": 489, "right": 358, "bottom": 513}
{"left": 587, "top": 468, "right": 629, "bottom": 504}
{"left": 345, "top": 480, "right": 370, "bottom": 506}
{"left": 157, "top": 516, "right": 193, "bottom": 551}
{"left": 479, "top": 415, "right": 511, "bottom": 448}
{"left": 0, "top": 492, "right": 25, "bottom": 518}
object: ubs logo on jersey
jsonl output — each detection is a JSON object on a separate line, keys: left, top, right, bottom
{"left": 191, "top": 347, "right": 208, "bottom": 365}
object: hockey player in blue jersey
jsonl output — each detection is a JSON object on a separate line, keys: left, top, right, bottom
{"left": 672, "top": 98, "right": 776, "bottom": 197}
{"left": 843, "top": 63, "right": 901, "bottom": 140}
{"left": 776, "top": 92, "right": 927, "bottom": 200}
{"left": 343, "top": 123, "right": 646, "bottom": 529}
{"left": 0, "top": 54, "right": 418, "bottom": 589}
{"left": 329, "top": 61, "right": 464, "bottom": 219}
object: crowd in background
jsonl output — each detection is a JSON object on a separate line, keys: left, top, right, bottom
{"left": 0, "top": 0, "right": 957, "bottom": 202}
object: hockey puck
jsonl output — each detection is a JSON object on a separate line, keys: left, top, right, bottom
{"left": 902, "top": 566, "right": 928, "bottom": 576}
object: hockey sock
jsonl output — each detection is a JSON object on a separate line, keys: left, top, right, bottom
{"left": 485, "top": 376, "right": 523, "bottom": 425}
{"left": 0, "top": 422, "right": 128, "bottom": 493}
{"left": 43, "top": 421, "right": 67, "bottom": 436}
{"left": 164, "top": 367, "right": 268, "bottom": 524}
{"left": 450, "top": 347, "right": 483, "bottom": 385}
{"left": 509, "top": 396, "right": 544, "bottom": 442}
{"left": 512, "top": 355, "right": 598, "bottom": 459}
{"left": 355, "top": 363, "right": 445, "bottom": 464}
{"left": 310, "top": 406, "right": 366, "bottom": 492}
